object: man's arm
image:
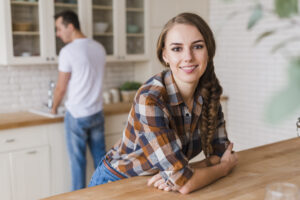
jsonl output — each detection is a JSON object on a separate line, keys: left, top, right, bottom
{"left": 51, "top": 71, "right": 71, "bottom": 114}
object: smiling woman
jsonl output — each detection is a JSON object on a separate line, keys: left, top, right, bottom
{"left": 88, "top": 12, "right": 238, "bottom": 194}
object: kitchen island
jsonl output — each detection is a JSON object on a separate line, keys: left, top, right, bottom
{"left": 42, "top": 137, "right": 300, "bottom": 200}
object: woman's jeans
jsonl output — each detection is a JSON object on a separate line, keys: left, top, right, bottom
{"left": 89, "top": 157, "right": 128, "bottom": 187}
{"left": 65, "top": 110, "right": 106, "bottom": 191}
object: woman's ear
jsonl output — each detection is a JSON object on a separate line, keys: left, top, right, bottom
{"left": 162, "top": 49, "right": 169, "bottom": 65}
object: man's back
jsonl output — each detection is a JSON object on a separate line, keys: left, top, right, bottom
{"left": 58, "top": 38, "right": 106, "bottom": 118}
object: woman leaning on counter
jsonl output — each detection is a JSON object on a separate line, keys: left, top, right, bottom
{"left": 89, "top": 12, "right": 238, "bottom": 194}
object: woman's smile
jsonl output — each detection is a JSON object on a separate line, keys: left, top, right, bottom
{"left": 179, "top": 64, "right": 198, "bottom": 74}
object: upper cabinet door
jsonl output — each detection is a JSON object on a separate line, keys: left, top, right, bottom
{"left": 2, "top": 0, "right": 51, "bottom": 65}
{"left": 86, "top": 0, "right": 149, "bottom": 62}
{"left": 124, "top": 0, "right": 149, "bottom": 61}
{"left": 125, "top": 0, "right": 144, "bottom": 55}
{"left": 91, "top": 0, "right": 114, "bottom": 58}
{"left": 10, "top": 0, "right": 41, "bottom": 58}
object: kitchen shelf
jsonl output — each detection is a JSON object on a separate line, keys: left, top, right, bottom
{"left": 13, "top": 31, "right": 39, "bottom": 36}
{"left": 93, "top": 32, "right": 113, "bottom": 37}
{"left": 11, "top": 1, "right": 38, "bottom": 6}
{"left": 54, "top": 2, "right": 78, "bottom": 8}
{"left": 126, "top": 7, "right": 144, "bottom": 12}
{"left": 92, "top": 5, "right": 113, "bottom": 10}
{"left": 127, "top": 33, "right": 143, "bottom": 37}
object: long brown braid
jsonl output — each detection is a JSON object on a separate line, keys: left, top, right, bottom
{"left": 156, "top": 13, "right": 223, "bottom": 158}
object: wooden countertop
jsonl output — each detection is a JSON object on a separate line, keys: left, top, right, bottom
{"left": 0, "top": 102, "right": 132, "bottom": 130}
{"left": 42, "top": 137, "right": 300, "bottom": 200}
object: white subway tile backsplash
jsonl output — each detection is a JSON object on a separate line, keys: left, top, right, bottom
{"left": 0, "top": 62, "right": 134, "bottom": 113}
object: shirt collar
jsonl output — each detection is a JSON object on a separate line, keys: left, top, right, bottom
{"left": 163, "top": 70, "right": 203, "bottom": 106}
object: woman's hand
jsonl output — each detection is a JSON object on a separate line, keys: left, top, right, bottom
{"left": 147, "top": 173, "right": 174, "bottom": 192}
{"left": 220, "top": 143, "right": 238, "bottom": 176}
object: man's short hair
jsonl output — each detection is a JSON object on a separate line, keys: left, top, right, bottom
{"left": 54, "top": 10, "right": 80, "bottom": 31}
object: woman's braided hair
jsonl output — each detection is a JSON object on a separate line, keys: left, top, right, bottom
{"left": 156, "top": 12, "right": 222, "bottom": 157}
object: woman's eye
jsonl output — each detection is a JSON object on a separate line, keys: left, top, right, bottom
{"left": 194, "top": 44, "right": 204, "bottom": 49}
{"left": 171, "top": 47, "right": 181, "bottom": 52}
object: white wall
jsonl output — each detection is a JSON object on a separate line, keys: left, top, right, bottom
{"left": 209, "top": 0, "right": 300, "bottom": 151}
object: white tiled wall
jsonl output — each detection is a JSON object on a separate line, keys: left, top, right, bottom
{"left": 209, "top": 0, "right": 300, "bottom": 151}
{"left": 0, "top": 63, "right": 134, "bottom": 113}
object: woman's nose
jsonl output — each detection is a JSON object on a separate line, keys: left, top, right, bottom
{"left": 183, "top": 48, "right": 193, "bottom": 62}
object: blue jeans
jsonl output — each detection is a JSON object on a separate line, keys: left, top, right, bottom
{"left": 65, "top": 110, "right": 106, "bottom": 191}
{"left": 88, "top": 157, "right": 128, "bottom": 187}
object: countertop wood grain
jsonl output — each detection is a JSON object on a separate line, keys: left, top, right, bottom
{"left": 0, "top": 102, "right": 132, "bottom": 130}
{"left": 42, "top": 137, "right": 300, "bottom": 200}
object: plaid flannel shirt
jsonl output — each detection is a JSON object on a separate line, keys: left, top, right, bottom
{"left": 106, "top": 70, "right": 229, "bottom": 188}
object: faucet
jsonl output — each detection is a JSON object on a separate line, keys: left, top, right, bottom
{"left": 47, "top": 80, "right": 55, "bottom": 109}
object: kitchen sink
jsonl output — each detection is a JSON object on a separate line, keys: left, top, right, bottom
{"left": 28, "top": 106, "right": 65, "bottom": 118}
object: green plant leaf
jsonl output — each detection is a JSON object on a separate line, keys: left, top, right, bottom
{"left": 255, "top": 30, "right": 276, "bottom": 44}
{"left": 271, "top": 36, "right": 300, "bottom": 53}
{"left": 275, "top": 0, "right": 298, "bottom": 18}
{"left": 265, "top": 58, "right": 300, "bottom": 123}
{"left": 120, "top": 81, "right": 142, "bottom": 91}
{"left": 247, "top": 4, "right": 263, "bottom": 30}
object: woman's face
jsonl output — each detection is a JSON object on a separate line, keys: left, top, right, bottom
{"left": 163, "top": 24, "right": 208, "bottom": 86}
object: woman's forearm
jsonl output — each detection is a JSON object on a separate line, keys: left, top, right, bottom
{"left": 189, "top": 155, "right": 221, "bottom": 168}
{"left": 178, "top": 162, "right": 226, "bottom": 194}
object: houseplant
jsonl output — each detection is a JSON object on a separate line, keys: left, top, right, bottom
{"left": 120, "top": 81, "right": 142, "bottom": 103}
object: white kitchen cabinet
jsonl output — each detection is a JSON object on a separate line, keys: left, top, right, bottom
{"left": 0, "top": 153, "right": 12, "bottom": 200}
{"left": 0, "top": 0, "right": 56, "bottom": 65}
{"left": 104, "top": 113, "right": 128, "bottom": 148}
{"left": 0, "top": 0, "right": 149, "bottom": 65}
{"left": 86, "top": 0, "right": 150, "bottom": 62}
{"left": 44, "top": 113, "right": 128, "bottom": 195}
{"left": 0, "top": 126, "right": 50, "bottom": 200}
{"left": 10, "top": 146, "right": 51, "bottom": 200}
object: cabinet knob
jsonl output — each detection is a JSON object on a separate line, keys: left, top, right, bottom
{"left": 46, "top": 57, "right": 50, "bottom": 61}
{"left": 51, "top": 57, "right": 55, "bottom": 61}
{"left": 27, "top": 150, "right": 37, "bottom": 154}
{"left": 5, "top": 139, "right": 15, "bottom": 143}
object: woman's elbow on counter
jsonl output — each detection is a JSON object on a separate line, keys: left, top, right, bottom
{"left": 178, "top": 185, "right": 191, "bottom": 195}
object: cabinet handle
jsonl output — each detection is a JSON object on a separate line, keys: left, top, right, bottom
{"left": 5, "top": 139, "right": 15, "bottom": 143}
{"left": 27, "top": 150, "right": 37, "bottom": 154}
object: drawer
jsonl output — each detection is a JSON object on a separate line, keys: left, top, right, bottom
{"left": 105, "top": 113, "right": 128, "bottom": 135}
{"left": 0, "top": 126, "right": 48, "bottom": 153}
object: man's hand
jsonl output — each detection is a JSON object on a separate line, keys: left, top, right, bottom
{"left": 51, "top": 108, "right": 57, "bottom": 115}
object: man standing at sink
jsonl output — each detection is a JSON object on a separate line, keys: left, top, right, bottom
{"left": 51, "top": 10, "right": 106, "bottom": 191}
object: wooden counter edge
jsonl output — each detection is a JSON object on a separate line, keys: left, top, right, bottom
{"left": 0, "top": 102, "right": 132, "bottom": 131}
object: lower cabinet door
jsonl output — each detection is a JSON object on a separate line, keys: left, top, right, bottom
{"left": 0, "top": 153, "right": 12, "bottom": 200}
{"left": 10, "top": 146, "right": 51, "bottom": 200}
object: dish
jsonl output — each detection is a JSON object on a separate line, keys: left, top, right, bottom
{"left": 13, "top": 22, "right": 32, "bottom": 31}
{"left": 93, "top": 22, "right": 109, "bottom": 33}
{"left": 127, "top": 24, "right": 139, "bottom": 33}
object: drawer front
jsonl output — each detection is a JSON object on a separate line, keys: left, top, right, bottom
{"left": 105, "top": 114, "right": 128, "bottom": 135}
{"left": 0, "top": 126, "right": 48, "bottom": 153}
